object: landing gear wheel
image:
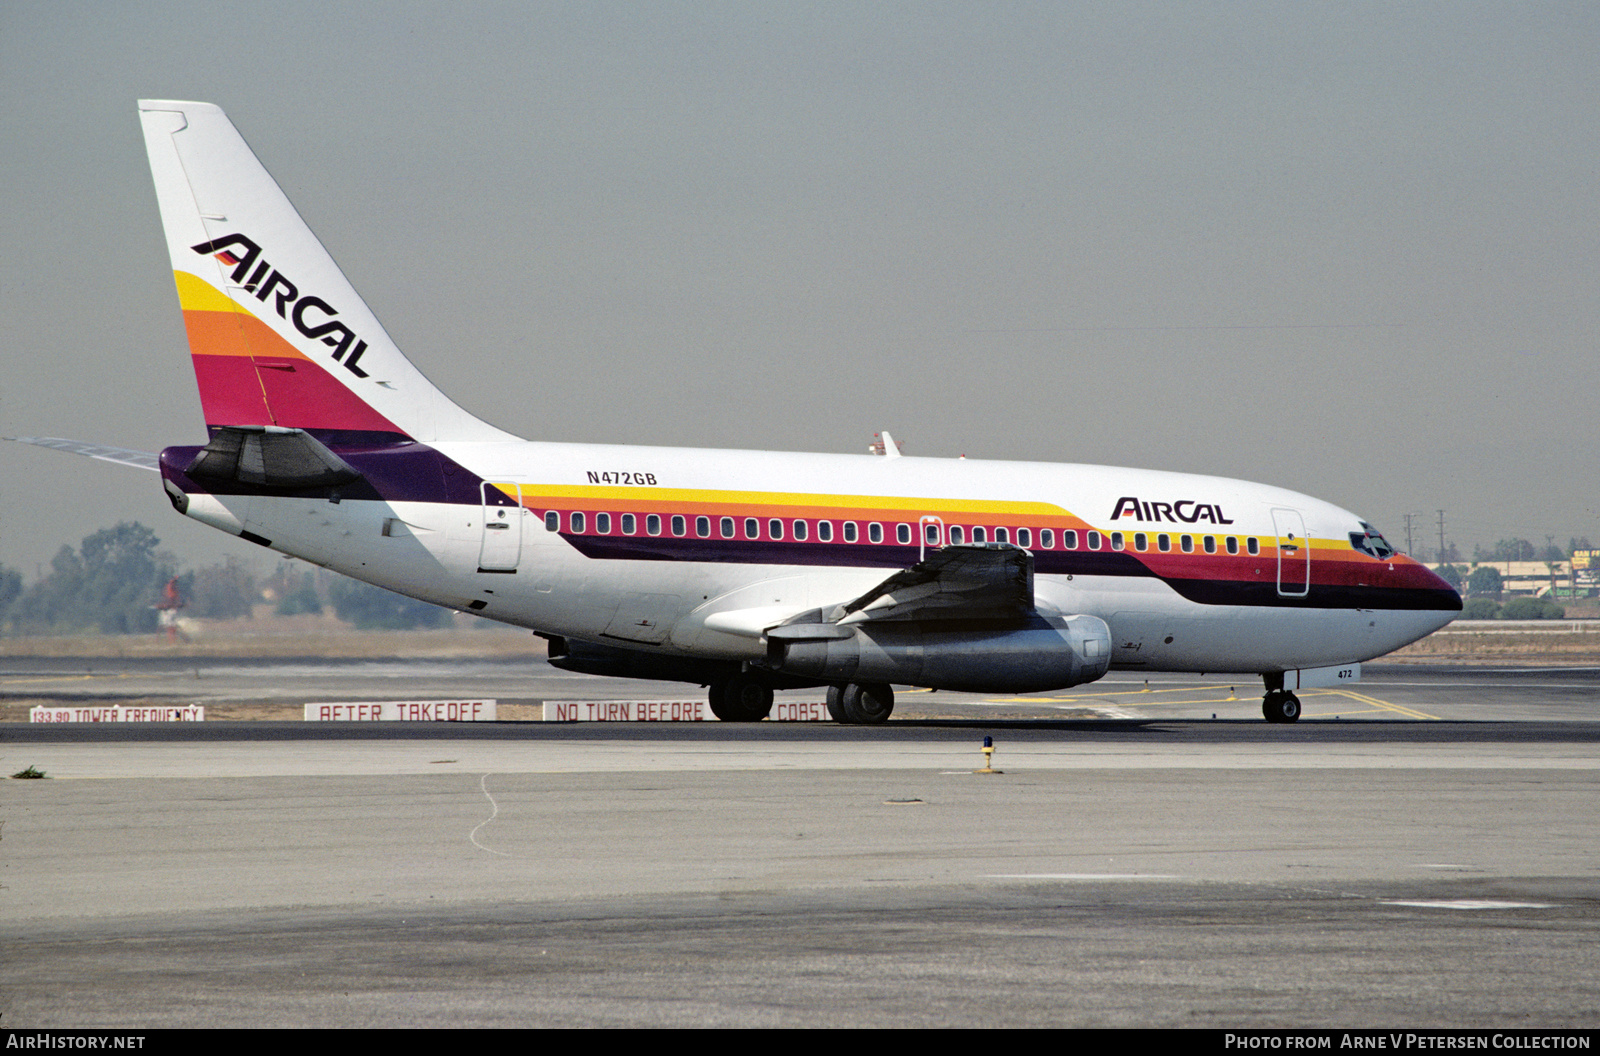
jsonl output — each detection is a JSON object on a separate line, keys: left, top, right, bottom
{"left": 709, "top": 674, "right": 774, "bottom": 722}
{"left": 826, "top": 682, "right": 895, "bottom": 724}
{"left": 1262, "top": 691, "right": 1302, "bottom": 723}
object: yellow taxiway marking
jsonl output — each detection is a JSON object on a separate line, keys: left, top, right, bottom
{"left": 986, "top": 684, "right": 1244, "bottom": 704}
{"left": 1058, "top": 696, "right": 1244, "bottom": 709}
{"left": 0, "top": 673, "right": 135, "bottom": 685}
{"left": 1320, "top": 688, "right": 1441, "bottom": 721}
{"left": 983, "top": 685, "right": 1442, "bottom": 720}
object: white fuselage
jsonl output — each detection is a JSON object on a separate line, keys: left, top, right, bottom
{"left": 175, "top": 438, "right": 1456, "bottom": 677}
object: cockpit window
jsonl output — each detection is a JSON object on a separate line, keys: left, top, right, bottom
{"left": 1349, "top": 521, "right": 1396, "bottom": 559}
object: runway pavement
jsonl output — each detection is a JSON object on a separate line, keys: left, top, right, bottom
{"left": 1, "top": 662, "right": 1598, "bottom": 1028}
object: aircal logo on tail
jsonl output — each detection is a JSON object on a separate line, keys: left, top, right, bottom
{"left": 191, "top": 234, "right": 370, "bottom": 378}
{"left": 1110, "top": 496, "right": 1235, "bottom": 525}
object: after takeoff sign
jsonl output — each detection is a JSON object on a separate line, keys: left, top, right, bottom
{"left": 305, "top": 700, "right": 497, "bottom": 721}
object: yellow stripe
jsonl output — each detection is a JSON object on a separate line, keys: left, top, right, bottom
{"left": 512, "top": 483, "right": 1070, "bottom": 517}
{"left": 173, "top": 271, "right": 238, "bottom": 313}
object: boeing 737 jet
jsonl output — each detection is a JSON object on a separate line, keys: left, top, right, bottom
{"left": 16, "top": 101, "right": 1462, "bottom": 723}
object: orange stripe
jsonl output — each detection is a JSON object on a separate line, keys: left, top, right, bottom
{"left": 183, "top": 309, "right": 313, "bottom": 360}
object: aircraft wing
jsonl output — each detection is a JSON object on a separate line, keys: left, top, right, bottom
{"left": 7, "top": 437, "right": 160, "bottom": 472}
{"left": 757, "top": 543, "right": 1038, "bottom": 644}
{"left": 696, "top": 544, "right": 1039, "bottom": 643}
{"left": 832, "top": 542, "right": 1034, "bottom": 623}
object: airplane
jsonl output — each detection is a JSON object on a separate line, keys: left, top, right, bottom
{"left": 13, "top": 100, "right": 1462, "bottom": 724}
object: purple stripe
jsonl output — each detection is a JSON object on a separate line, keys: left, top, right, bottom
{"left": 160, "top": 432, "right": 485, "bottom": 505}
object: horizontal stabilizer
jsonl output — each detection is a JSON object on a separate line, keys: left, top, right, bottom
{"left": 7, "top": 437, "right": 159, "bottom": 472}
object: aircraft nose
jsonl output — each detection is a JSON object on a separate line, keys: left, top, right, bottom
{"left": 1421, "top": 565, "right": 1464, "bottom": 612}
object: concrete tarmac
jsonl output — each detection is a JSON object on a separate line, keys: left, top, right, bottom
{"left": 2, "top": 663, "right": 1598, "bottom": 1028}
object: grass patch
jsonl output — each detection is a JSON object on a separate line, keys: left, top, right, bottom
{"left": 11, "top": 764, "right": 47, "bottom": 779}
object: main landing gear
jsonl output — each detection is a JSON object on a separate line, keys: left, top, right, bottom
{"left": 708, "top": 675, "right": 896, "bottom": 724}
{"left": 708, "top": 672, "right": 774, "bottom": 722}
{"left": 1260, "top": 673, "right": 1301, "bottom": 723}
{"left": 827, "top": 682, "right": 895, "bottom": 725}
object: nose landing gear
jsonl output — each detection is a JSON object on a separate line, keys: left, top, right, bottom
{"left": 1260, "top": 672, "right": 1302, "bottom": 722}
{"left": 1262, "top": 690, "right": 1302, "bottom": 723}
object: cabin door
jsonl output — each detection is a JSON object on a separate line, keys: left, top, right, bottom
{"left": 1271, "top": 508, "right": 1310, "bottom": 597}
{"left": 479, "top": 482, "right": 523, "bottom": 572}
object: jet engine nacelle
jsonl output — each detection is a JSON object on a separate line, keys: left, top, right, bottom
{"left": 764, "top": 614, "right": 1112, "bottom": 693}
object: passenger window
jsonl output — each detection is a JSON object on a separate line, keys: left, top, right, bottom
{"left": 1039, "top": 529, "right": 1054, "bottom": 549}
{"left": 868, "top": 522, "right": 883, "bottom": 543}
{"left": 1087, "top": 531, "right": 1101, "bottom": 551}
{"left": 721, "top": 517, "right": 735, "bottom": 538}
{"left": 1204, "top": 536, "right": 1216, "bottom": 554}
{"left": 1180, "top": 535, "right": 1194, "bottom": 553}
{"left": 570, "top": 511, "right": 585, "bottom": 533}
{"left": 925, "top": 522, "right": 942, "bottom": 545}
{"left": 1158, "top": 533, "right": 1170, "bottom": 552}
{"left": 1111, "top": 532, "right": 1124, "bottom": 551}
{"left": 972, "top": 526, "right": 987, "bottom": 543}
{"left": 671, "top": 515, "right": 686, "bottom": 537}
{"left": 769, "top": 519, "right": 784, "bottom": 541}
{"left": 646, "top": 514, "right": 661, "bottom": 536}
{"left": 843, "top": 522, "right": 859, "bottom": 543}
{"left": 818, "top": 521, "right": 834, "bottom": 542}
{"left": 1134, "top": 532, "right": 1147, "bottom": 551}
{"left": 950, "top": 525, "right": 965, "bottom": 545}
{"left": 622, "top": 513, "right": 636, "bottom": 535}
{"left": 1226, "top": 536, "right": 1239, "bottom": 555}
{"left": 596, "top": 513, "right": 611, "bottom": 534}
{"left": 545, "top": 511, "right": 559, "bottom": 532}
{"left": 896, "top": 523, "right": 911, "bottom": 545}
{"left": 1064, "top": 530, "right": 1078, "bottom": 550}
{"left": 994, "top": 527, "right": 1009, "bottom": 544}
{"left": 1247, "top": 537, "right": 1260, "bottom": 555}
{"left": 1016, "top": 527, "right": 1031, "bottom": 548}
{"left": 695, "top": 516, "right": 710, "bottom": 538}
{"left": 745, "top": 518, "right": 759, "bottom": 540}
{"left": 793, "top": 520, "right": 808, "bottom": 541}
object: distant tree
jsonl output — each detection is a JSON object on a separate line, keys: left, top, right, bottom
{"left": 1438, "top": 543, "right": 1462, "bottom": 563}
{"left": 1477, "top": 538, "right": 1536, "bottom": 563}
{"left": 0, "top": 563, "right": 22, "bottom": 632}
{"left": 1570, "top": 537, "right": 1596, "bottom": 558}
{"left": 327, "top": 575, "right": 451, "bottom": 630}
{"left": 180, "top": 559, "right": 258, "bottom": 620}
{"left": 275, "top": 571, "right": 323, "bottom": 616}
{"left": 1466, "top": 566, "right": 1503, "bottom": 600}
{"left": 1461, "top": 597, "right": 1501, "bottom": 620}
{"left": 1501, "top": 597, "right": 1565, "bottom": 620}
{"left": 1435, "top": 564, "right": 1464, "bottom": 591}
{"left": 7, "top": 522, "right": 174, "bottom": 634}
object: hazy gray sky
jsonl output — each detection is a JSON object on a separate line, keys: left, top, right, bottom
{"left": 3, "top": 1, "right": 1597, "bottom": 575}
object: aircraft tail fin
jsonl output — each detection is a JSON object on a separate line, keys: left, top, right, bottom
{"left": 137, "top": 100, "right": 513, "bottom": 444}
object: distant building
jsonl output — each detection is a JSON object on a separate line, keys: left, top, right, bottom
{"left": 1427, "top": 559, "right": 1593, "bottom": 599}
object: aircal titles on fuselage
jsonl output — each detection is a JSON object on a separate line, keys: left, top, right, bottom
{"left": 1109, "top": 496, "right": 1235, "bottom": 526}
